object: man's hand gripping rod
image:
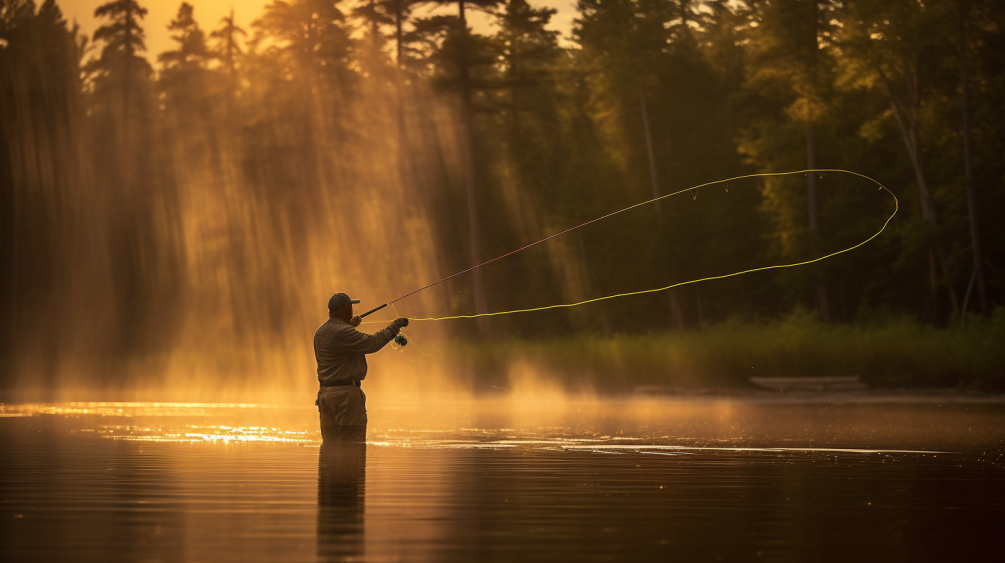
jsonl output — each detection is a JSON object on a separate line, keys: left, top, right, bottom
{"left": 360, "top": 303, "right": 408, "bottom": 348}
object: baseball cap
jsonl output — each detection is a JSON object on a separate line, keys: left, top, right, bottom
{"left": 328, "top": 292, "right": 360, "bottom": 311}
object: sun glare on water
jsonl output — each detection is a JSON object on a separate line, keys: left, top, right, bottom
{"left": 3, "top": 399, "right": 989, "bottom": 455}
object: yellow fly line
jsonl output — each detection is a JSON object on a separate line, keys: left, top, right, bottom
{"left": 402, "top": 169, "right": 897, "bottom": 323}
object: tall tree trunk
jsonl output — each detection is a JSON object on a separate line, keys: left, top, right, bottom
{"left": 368, "top": 0, "right": 380, "bottom": 46}
{"left": 224, "top": 9, "right": 237, "bottom": 126}
{"left": 511, "top": 62, "right": 520, "bottom": 131}
{"left": 884, "top": 80, "right": 960, "bottom": 321}
{"left": 639, "top": 92, "right": 661, "bottom": 223}
{"left": 395, "top": 7, "right": 403, "bottom": 69}
{"left": 663, "top": 127, "right": 673, "bottom": 197}
{"left": 123, "top": 2, "right": 137, "bottom": 154}
{"left": 640, "top": 92, "right": 683, "bottom": 329}
{"left": 958, "top": 36, "right": 988, "bottom": 316}
{"left": 457, "top": 0, "right": 488, "bottom": 332}
{"left": 805, "top": 128, "right": 830, "bottom": 322}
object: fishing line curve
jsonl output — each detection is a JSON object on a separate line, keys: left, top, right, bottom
{"left": 390, "top": 169, "right": 897, "bottom": 322}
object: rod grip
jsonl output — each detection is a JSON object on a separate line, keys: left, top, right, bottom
{"left": 359, "top": 303, "right": 388, "bottom": 318}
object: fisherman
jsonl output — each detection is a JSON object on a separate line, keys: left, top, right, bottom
{"left": 314, "top": 292, "right": 408, "bottom": 443}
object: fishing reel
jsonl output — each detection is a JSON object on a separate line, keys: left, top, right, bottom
{"left": 391, "top": 332, "right": 408, "bottom": 351}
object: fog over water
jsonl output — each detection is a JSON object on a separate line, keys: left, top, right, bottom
{"left": 5, "top": 2, "right": 1005, "bottom": 560}
{"left": 3, "top": 0, "right": 487, "bottom": 400}
{"left": 4, "top": 0, "right": 1004, "bottom": 402}
{"left": 15, "top": 64, "right": 456, "bottom": 400}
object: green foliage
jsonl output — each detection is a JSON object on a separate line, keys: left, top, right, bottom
{"left": 2, "top": 0, "right": 1004, "bottom": 391}
{"left": 446, "top": 310, "right": 1005, "bottom": 391}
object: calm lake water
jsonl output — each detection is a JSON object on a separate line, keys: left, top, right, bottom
{"left": 2, "top": 397, "right": 1003, "bottom": 562}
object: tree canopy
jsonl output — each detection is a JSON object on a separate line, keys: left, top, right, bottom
{"left": 2, "top": 0, "right": 1003, "bottom": 385}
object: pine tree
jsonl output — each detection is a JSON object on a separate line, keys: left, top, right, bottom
{"left": 742, "top": 0, "right": 836, "bottom": 321}
{"left": 0, "top": 0, "right": 83, "bottom": 372}
{"left": 89, "top": 0, "right": 150, "bottom": 144}
{"left": 495, "top": 0, "right": 559, "bottom": 130}
{"left": 419, "top": 0, "right": 502, "bottom": 330}
{"left": 254, "top": 0, "right": 353, "bottom": 85}
{"left": 353, "top": 0, "right": 393, "bottom": 55}
{"left": 209, "top": 8, "right": 246, "bottom": 124}
{"left": 158, "top": 2, "right": 210, "bottom": 121}
{"left": 950, "top": 0, "right": 989, "bottom": 318}
{"left": 211, "top": 8, "right": 245, "bottom": 85}
{"left": 159, "top": 3, "right": 208, "bottom": 70}
{"left": 576, "top": 0, "right": 700, "bottom": 328}
{"left": 385, "top": 0, "right": 425, "bottom": 69}
{"left": 249, "top": 0, "right": 356, "bottom": 205}
{"left": 837, "top": 0, "right": 960, "bottom": 323}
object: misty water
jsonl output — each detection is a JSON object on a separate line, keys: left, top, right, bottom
{"left": 2, "top": 398, "right": 1003, "bottom": 562}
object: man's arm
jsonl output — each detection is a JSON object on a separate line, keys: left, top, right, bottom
{"left": 334, "top": 319, "right": 408, "bottom": 354}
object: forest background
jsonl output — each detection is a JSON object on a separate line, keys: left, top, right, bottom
{"left": 1, "top": 0, "right": 1003, "bottom": 400}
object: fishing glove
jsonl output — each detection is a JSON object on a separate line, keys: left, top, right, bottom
{"left": 389, "top": 318, "right": 409, "bottom": 333}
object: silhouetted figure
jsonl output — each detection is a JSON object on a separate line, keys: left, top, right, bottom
{"left": 317, "top": 435, "right": 367, "bottom": 561}
{"left": 314, "top": 292, "right": 407, "bottom": 442}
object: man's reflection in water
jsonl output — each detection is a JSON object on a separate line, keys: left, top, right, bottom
{"left": 317, "top": 426, "right": 366, "bottom": 561}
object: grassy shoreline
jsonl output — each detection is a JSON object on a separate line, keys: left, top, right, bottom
{"left": 447, "top": 313, "right": 1005, "bottom": 392}
{"left": 2, "top": 313, "right": 1002, "bottom": 403}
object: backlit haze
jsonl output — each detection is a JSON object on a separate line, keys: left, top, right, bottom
{"left": 4, "top": 2, "right": 1004, "bottom": 559}
{"left": 3, "top": 0, "right": 1002, "bottom": 405}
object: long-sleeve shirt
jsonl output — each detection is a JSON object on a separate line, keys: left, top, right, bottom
{"left": 314, "top": 317, "right": 400, "bottom": 386}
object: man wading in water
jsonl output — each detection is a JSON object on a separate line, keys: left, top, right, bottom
{"left": 314, "top": 292, "right": 408, "bottom": 443}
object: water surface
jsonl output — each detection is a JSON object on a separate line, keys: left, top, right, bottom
{"left": 2, "top": 398, "right": 1003, "bottom": 562}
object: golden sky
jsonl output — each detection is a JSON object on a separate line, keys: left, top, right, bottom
{"left": 58, "top": 0, "right": 577, "bottom": 63}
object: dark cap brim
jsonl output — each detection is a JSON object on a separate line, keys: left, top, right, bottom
{"left": 329, "top": 293, "right": 361, "bottom": 310}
